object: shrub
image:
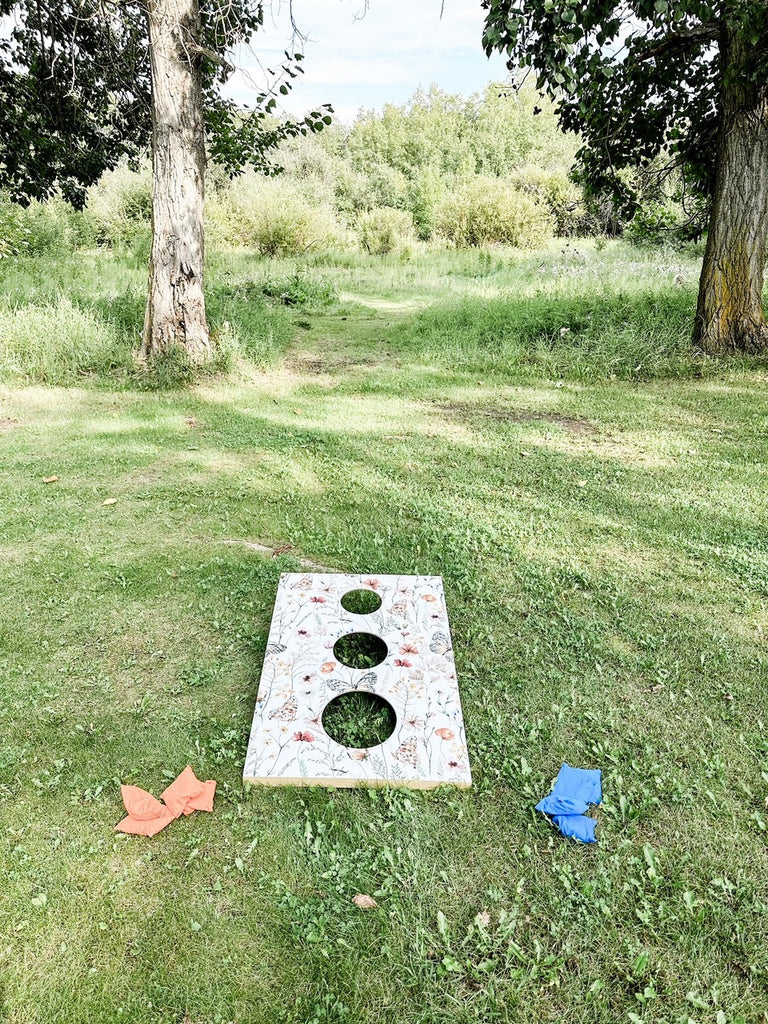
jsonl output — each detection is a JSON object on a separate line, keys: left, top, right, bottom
{"left": 272, "top": 134, "right": 343, "bottom": 210}
{"left": 0, "top": 194, "right": 31, "bottom": 259}
{"left": 0, "top": 195, "right": 86, "bottom": 257}
{"left": 625, "top": 198, "right": 703, "bottom": 248}
{"left": 436, "top": 178, "right": 554, "bottom": 249}
{"left": 84, "top": 161, "right": 153, "bottom": 248}
{"left": 207, "top": 174, "right": 346, "bottom": 255}
{"left": 407, "top": 165, "right": 447, "bottom": 240}
{"left": 508, "top": 165, "right": 584, "bottom": 236}
{"left": 356, "top": 206, "right": 416, "bottom": 255}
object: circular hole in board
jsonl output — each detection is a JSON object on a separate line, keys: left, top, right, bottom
{"left": 340, "top": 588, "right": 383, "bottom": 615}
{"left": 333, "top": 631, "right": 388, "bottom": 669}
{"left": 322, "top": 691, "right": 397, "bottom": 749}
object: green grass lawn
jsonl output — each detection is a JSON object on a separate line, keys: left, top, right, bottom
{"left": 1, "top": 241, "right": 767, "bottom": 1024}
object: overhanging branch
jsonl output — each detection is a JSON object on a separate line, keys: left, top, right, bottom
{"left": 637, "top": 20, "right": 720, "bottom": 62}
{"left": 187, "top": 42, "right": 234, "bottom": 74}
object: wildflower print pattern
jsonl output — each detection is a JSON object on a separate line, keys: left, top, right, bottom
{"left": 244, "top": 573, "right": 471, "bottom": 789}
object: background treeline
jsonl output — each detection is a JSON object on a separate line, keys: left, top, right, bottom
{"left": 0, "top": 82, "right": 690, "bottom": 262}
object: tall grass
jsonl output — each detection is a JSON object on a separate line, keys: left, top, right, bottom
{"left": 394, "top": 289, "right": 700, "bottom": 381}
{"left": 3, "top": 239, "right": 757, "bottom": 388}
{"left": 0, "top": 297, "right": 133, "bottom": 384}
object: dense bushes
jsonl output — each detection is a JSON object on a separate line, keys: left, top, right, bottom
{"left": 357, "top": 207, "right": 416, "bottom": 255}
{"left": 437, "top": 178, "right": 554, "bottom": 249}
{"left": 0, "top": 195, "right": 29, "bottom": 259}
{"left": 85, "top": 163, "right": 152, "bottom": 249}
{"left": 0, "top": 193, "right": 86, "bottom": 257}
{"left": 0, "top": 80, "right": 684, "bottom": 260}
{"left": 508, "top": 166, "right": 584, "bottom": 236}
{"left": 207, "top": 174, "right": 347, "bottom": 256}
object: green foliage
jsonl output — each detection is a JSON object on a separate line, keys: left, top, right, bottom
{"left": 0, "top": 296, "right": 132, "bottom": 384}
{"left": 356, "top": 207, "right": 416, "bottom": 256}
{"left": 471, "top": 80, "right": 577, "bottom": 174}
{"left": 0, "top": 1, "right": 331, "bottom": 207}
{"left": 407, "top": 165, "right": 447, "bottom": 240}
{"left": 482, "top": 1, "right": 768, "bottom": 223}
{"left": 348, "top": 81, "right": 578, "bottom": 184}
{"left": 16, "top": 198, "right": 78, "bottom": 255}
{"left": 0, "top": 193, "right": 32, "bottom": 259}
{"left": 623, "top": 165, "right": 708, "bottom": 248}
{"left": 83, "top": 162, "right": 153, "bottom": 248}
{"left": 207, "top": 175, "right": 346, "bottom": 256}
{"left": 509, "top": 165, "right": 584, "bottom": 236}
{"left": 0, "top": 193, "right": 88, "bottom": 258}
{"left": 0, "top": 0, "right": 151, "bottom": 206}
{"left": 275, "top": 133, "right": 345, "bottom": 209}
{"left": 626, "top": 201, "right": 686, "bottom": 246}
{"left": 349, "top": 87, "right": 464, "bottom": 178}
{"left": 437, "top": 178, "right": 554, "bottom": 249}
{"left": 6, "top": 79, "right": 594, "bottom": 255}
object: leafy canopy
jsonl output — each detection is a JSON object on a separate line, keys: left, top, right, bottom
{"left": 482, "top": 0, "right": 768, "bottom": 214}
{"left": 0, "top": 0, "right": 332, "bottom": 206}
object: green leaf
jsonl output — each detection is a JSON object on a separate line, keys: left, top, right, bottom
{"left": 441, "top": 955, "right": 463, "bottom": 973}
{"left": 633, "top": 951, "right": 650, "bottom": 975}
{"left": 686, "top": 991, "right": 709, "bottom": 1010}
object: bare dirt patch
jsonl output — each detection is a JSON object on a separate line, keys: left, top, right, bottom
{"left": 0, "top": 417, "right": 21, "bottom": 431}
{"left": 428, "top": 402, "right": 598, "bottom": 434}
{"left": 288, "top": 350, "right": 388, "bottom": 375}
{"left": 221, "top": 538, "right": 335, "bottom": 572}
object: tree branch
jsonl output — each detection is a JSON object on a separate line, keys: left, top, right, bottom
{"left": 187, "top": 42, "right": 234, "bottom": 74}
{"left": 637, "top": 20, "right": 720, "bottom": 62}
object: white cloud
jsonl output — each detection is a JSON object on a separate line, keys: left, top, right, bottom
{"left": 225, "top": 0, "right": 510, "bottom": 121}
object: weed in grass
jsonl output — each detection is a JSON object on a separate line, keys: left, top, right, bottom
{"left": 278, "top": 993, "right": 351, "bottom": 1024}
{"left": 339, "top": 588, "right": 383, "bottom": 615}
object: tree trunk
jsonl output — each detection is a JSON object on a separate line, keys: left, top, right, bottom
{"left": 141, "top": 0, "right": 210, "bottom": 363}
{"left": 693, "top": 26, "right": 768, "bottom": 355}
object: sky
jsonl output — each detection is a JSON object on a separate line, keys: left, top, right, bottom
{"left": 226, "top": 0, "right": 512, "bottom": 125}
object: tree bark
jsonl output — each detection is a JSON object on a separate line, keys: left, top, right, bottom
{"left": 693, "top": 25, "right": 768, "bottom": 355}
{"left": 141, "top": 0, "right": 211, "bottom": 363}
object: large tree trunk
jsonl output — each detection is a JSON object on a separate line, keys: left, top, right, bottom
{"left": 141, "top": 0, "right": 211, "bottom": 363}
{"left": 693, "top": 26, "right": 768, "bottom": 355}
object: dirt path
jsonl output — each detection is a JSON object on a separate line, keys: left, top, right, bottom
{"left": 284, "top": 293, "right": 418, "bottom": 379}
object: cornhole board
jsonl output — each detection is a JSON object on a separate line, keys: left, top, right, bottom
{"left": 243, "top": 573, "right": 471, "bottom": 789}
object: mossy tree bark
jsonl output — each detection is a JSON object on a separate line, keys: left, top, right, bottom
{"left": 141, "top": 0, "right": 211, "bottom": 363}
{"left": 693, "top": 25, "right": 768, "bottom": 355}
